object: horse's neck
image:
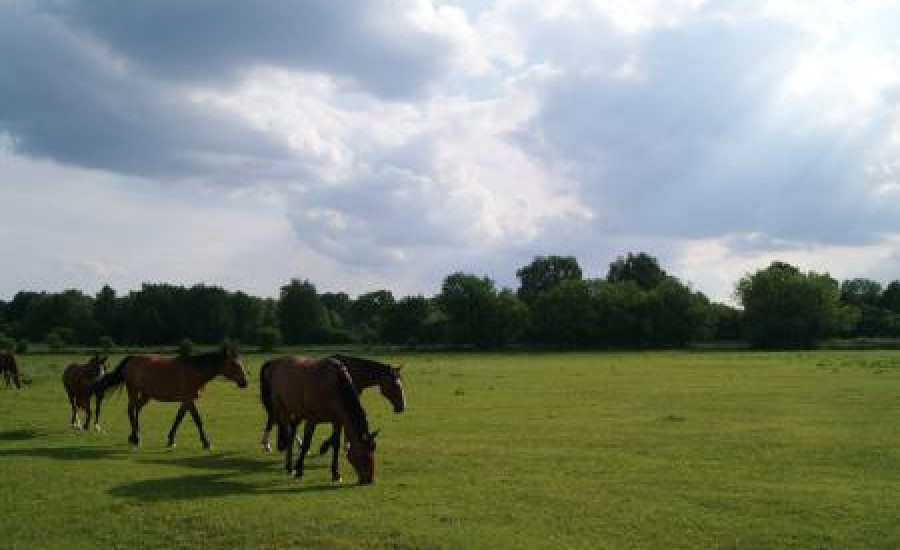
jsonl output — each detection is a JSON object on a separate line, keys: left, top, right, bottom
{"left": 346, "top": 363, "right": 381, "bottom": 390}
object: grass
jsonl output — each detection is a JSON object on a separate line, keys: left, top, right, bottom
{"left": 1, "top": 351, "right": 899, "bottom": 549}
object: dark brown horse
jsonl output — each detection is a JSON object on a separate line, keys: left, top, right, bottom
{"left": 1, "top": 351, "right": 21, "bottom": 389}
{"left": 92, "top": 347, "right": 248, "bottom": 450}
{"left": 259, "top": 353, "right": 404, "bottom": 456}
{"left": 62, "top": 354, "right": 107, "bottom": 430}
{"left": 260, "top": 356, "right": 378, "bottom": 484}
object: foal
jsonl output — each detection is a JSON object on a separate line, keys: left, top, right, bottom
{"left": 0, "top": 351, "right": 21, "bottom": 389}
{"left": 62, "top": 354, "right": 107, "bottom": 430}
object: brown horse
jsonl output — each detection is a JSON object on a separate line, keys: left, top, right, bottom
{"left": 92, "top": 347, "right": 248, "bottom": 450}
{"left": 1, "top": 351, "right": 21, "bottom": 389}
{"left": 62, "top": 354, "right": 107, "bottom": 430}
{"left": 259, "top": 354, "right": 404, "bottom": 467}
{"left": 260, "top": 356, "right": 378, "bottom": 484}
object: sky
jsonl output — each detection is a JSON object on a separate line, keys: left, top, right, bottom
{"left": 2, "top": 0, "right": 900, "bottom": 304}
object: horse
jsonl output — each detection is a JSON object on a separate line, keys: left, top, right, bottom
{"left": 91, "top": 346, "right": 248, "bottom": 450}
{"left": 62, "top": 354, "right": 107, "bottom": 430}
{"left": 259, "top": 353, "right": 404, "bottom": 457}
{"left": 0, "top": 351, "right": 21, "bottom": 389}
{"left": 260, "top": 356, "right": 378, "bottom": 484}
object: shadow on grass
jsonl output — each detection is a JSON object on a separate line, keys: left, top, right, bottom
{"left": 137, "top": 452, "right": 281, "bottom": 473}
{"left": 109, "top": 472, "right": 354, "bottom": 501}
{"left": 0, "top": 429, "right": 42, "bottom": 441}
{"left": 0, "top": 445, "right": 125, "bottom": 461}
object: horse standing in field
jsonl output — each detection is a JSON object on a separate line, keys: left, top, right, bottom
{"left": 1, "top": 351, "right": 21, "bottom": 389}
{"left": 260, "top": 356, "right": 378, "bottom": 484}
{"left": 62, "top": 354, "right": 107, "bottom": 430}
{"left": 259, "top": 353, "right": 404, "bottom": 455}
{"left": 91, "top": 347, "right": 248, "bottom": 450}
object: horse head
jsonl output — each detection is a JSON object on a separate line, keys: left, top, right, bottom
{"left": 379, "top": 365, "right": 405, "bottom": 413}
{"left": 220, "top": 345, "right": 248, "bottom": 389}
{"left": 347, "top": 430, "right": 378, "bottom": 485}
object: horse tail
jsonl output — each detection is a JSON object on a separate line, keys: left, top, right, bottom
{"left": 259, "top": 360, "right": 276, "bottom": 419}
{"left": 91, "top": 356, "right": 131, "bottom": 400}
{"left": 260, "top": 360, "right": 290, "bottom": 452}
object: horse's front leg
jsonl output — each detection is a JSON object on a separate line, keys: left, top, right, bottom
{"left": 284, "top": 421, "right": 297, "bottom": 474}
{"left": 186, "top": 402, "right": 211, "bottom": 450}
{"left": 329, "top": 423, "right": 343, "bottom": 483}
{"left": 294, "top": 422, "right": 315, "bottom": 480}
{"left": 167, "top": 404, "right": 189, "bottom": 448}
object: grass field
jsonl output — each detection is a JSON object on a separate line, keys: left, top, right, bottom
{"left": 1, "top": 351, "right": 899, "bottom": 549}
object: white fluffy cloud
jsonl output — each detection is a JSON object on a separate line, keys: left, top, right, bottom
{"left": 2, "top": 1, "right": 900, "bottom": 301}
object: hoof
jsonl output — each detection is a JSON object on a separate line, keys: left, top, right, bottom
{"left": 94, "top": 424, "right": 102, "bottom": 432}
{"left": 203, "top": 444, "right": 212, "bottom": 452}
{"left": 130, "top": 444, "right": 140, "bottom": 452}
{"left": 332, "top": 477, "right": 343, "bottom": 484}
{"left": 167, "top": 442, "right": 177, "bottom": 449}
{"left": 262, "top": 442, "right": 272, "bottom": 453}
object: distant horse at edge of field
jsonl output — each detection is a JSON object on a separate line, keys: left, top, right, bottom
{"left": 259, "top": 353, "right": 404, "bottom": 457}
{"left": 91, "top": 346, "right": 248, "bottom": 450}
{"left": 260, "top": 356, "right": 378, "bottom": 484}
{"left": 1, "top": 351, "right": 21, "bottom": 389}
{"left": 63, "top": 354, "right": 107, "bottom": 430}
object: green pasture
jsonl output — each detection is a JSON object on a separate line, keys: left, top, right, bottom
{"left": 1, "top": 351, "right": 899, "bottom": 549}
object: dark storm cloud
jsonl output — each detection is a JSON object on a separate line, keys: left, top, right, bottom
{"left": 0, "top": 3, "right": 302, "bottom": 181}
{"left": 44, "top": 0, "right": 454, "bottom": 97}
{"left": 0, "top": 1, "right": 458, "bottom": 181}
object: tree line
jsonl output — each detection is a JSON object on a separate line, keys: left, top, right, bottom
{"left": 0, "top": 253, "right": 898, "bottom": 351}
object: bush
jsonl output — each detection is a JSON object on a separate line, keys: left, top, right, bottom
{"left": 178, "top": 338, "right": 194, "bottom": 357}
{"left": 256, "top": 326, "right": 281, "bottom": 352}
{"left": 98, "top": 335, "right": 116, "bottom": 354}
{"left": 0, "top": 333, "right": 16, "bottom": 352}
{"left": 44, "top": 332, "right": 65, "bottom": 351}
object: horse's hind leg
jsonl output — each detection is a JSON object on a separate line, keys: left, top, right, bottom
{"left": 260, "top": 414, "right": 275, "bottom": 452}
{"left": 167, "top": 404, "right": 189, "bottom": 448}
{"left": 83, "top": 397, "right": 93, "bottom": 431}
{"left": 66, "top": 390, "right": 78, "bottom": 428}
{"left": 186, "top": 402, "right": 211, "bottom": 450}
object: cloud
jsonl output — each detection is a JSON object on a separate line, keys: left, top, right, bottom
{"left": 3, "top": 1, "right": 900, "bottom": 303}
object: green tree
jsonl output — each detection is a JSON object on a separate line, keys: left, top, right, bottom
{"left": 530, "top": 279, "right": 595, "bottom": 347}
{"left": 277, "top": 279, "right": 326, "bottom": 344}
{"left": 840, "top": 278, "right": 882, "bottom": 307}
{"left": 381, "top": 296, "right": 431, "bottom": 345}
{"left": 516, "top": 255, "right": 582, "bottom": 305}
{"left": 438, "top": 272, "right": 526, "bottom": 348}
{"left": 607, "top": 252, "right": 668, "bottom": 290}
{"left": 736, "top": 261, "right": 846, "bottom": 348}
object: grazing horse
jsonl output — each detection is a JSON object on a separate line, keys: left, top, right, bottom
{"left": 62, "top": 354, "right": 107, "bottom": 430}
{"left": 261, "top": 356, "right": 378, "bottom": 484}
{"left": 92, "top": 347, "right": 248, "bottom": 450}
{"left": 259, "top": 354, "right": 404, "bottom": 457}
{"left": 0, "top": 351, "right": 21, "bottom": 389}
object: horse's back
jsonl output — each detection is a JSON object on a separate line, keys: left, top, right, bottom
{"left": 123, "top": 355, "right": 196, "bottom": 401}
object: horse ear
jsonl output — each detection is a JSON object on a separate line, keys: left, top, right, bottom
{"left": 370, "top": 429, "right": 380, "bottom": 440}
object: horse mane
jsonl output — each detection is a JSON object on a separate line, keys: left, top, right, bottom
{"left": 327, "top": 358, "right": 370, "bottom": 439}
{"left": 332, "top": 354, "right": 395, "bottom": 378}
{"left": 181, "top": 350, "right": 227, "bottom": 371}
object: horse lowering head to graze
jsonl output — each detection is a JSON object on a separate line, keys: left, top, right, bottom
{"left": 260, "top": 356, "right": 378, "bottom": 484}
{"left": 0, "top": 351, "right": 21, "bottom": 389}
{"left": 92, "top": 345, "right": 248, "bottom": 450}
{"left": 63, "top": 354, "right": 107, "bottom": 430}
{"left": 258, "top": 354, "right": 403, "bottom": 481}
